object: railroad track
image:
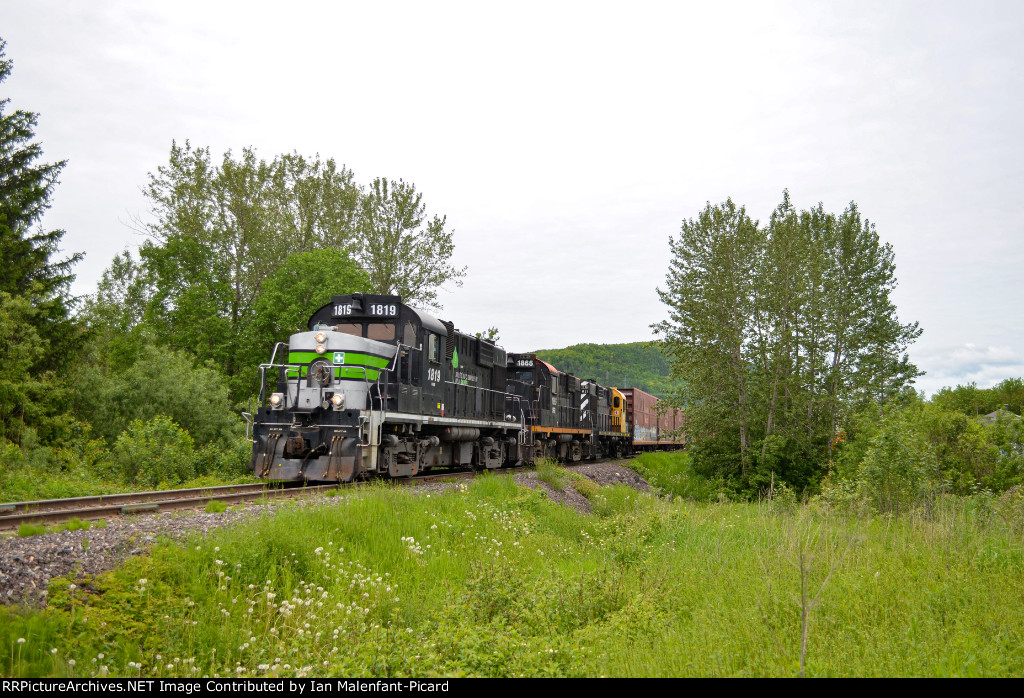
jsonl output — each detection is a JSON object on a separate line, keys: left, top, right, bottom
{"left": 0, "top": 458, "right": 631, "bottom": 532}
{"left": 0, "top": 482, "right": 336, "bottom": 531}
{"left": 0, "top": 470, "right": 488, "bottom": 531}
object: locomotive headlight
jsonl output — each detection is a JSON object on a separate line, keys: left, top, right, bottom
{"left": 315, "top": 344, "right": 327, "bottom": 354}
{"left": 315, "top": 332, "right": 327, "bottom": 344}
{"left": 330, "top": 393, "right": 344, "bottom": 409}
{"left": 269, "top": 392, "right": 285, "bottom": 409}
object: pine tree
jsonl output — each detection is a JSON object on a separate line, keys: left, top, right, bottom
{"left": 0, "top": 38, "right": 82, "bottom": 351}
{"left": 0, "top": 37, "right": 83, "bottom": 444}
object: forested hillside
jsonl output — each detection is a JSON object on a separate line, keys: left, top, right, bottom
{"left": 533, "top": 342, "right": 678, "bottom": 397}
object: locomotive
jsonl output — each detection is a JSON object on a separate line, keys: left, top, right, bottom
{"left": 246, "top": 293, "right": 682, "bottom": 482}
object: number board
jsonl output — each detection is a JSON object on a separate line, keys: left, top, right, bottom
{"left": 515, "top": 359, "right": 534, "bottom": 368}
{"left": 367, "top": 303, "right": 398, "bottom": 317}
{"left": 331, "top": 296, "right": 400, "bottom": 319}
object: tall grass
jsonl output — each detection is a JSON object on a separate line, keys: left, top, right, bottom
{"left": 2, "top": 476, "right": 1022, "bottom": 677}
{"left": 631, "top": 451, "right": 720, "bottom": 501}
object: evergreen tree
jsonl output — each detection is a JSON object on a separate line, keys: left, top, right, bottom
{"left": 0, "top": 39, "right": 82, "bottom": 340}
{"left": 0, "top": 38, "right": 83, "bottom": 444}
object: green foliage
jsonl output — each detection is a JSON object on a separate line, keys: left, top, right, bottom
{"left": 986, "top": 412, "right": 1024, "bottom": 492}
{"left": 0, "top": 436, "right": 116, "bottom": 502}
{"left": 16, "top": 518, "right": 91, "bottom": 538}
{"left": 357, "top": 177, "right": 465, "bottom": 309}
{"left": 134, "top": 142, "right": 362, "bottom": 399}
{"left": 0, "top": 39, "right": 83, "bottom": 346}
{"left": 474, "top": 326, "right": 500, "bottom": 342}
{"left": 195, "top": 435, "right": 253, "bottom": 478}
{"left": 855, "top": 415, "right": 936, "bottom": 514}
{"left": 0, "top": 40, "right": 85, "bottom": 445}
{"left": 111, "top": 416, "right": 196, "bottom": 487}
{"left": 631, "top": 451, "right": 719, "bottom": 501}
{"left": 17, "top": 522, "right": 47, "bottom": 537}
{"left": 246, "top": 248, "right": 367, "bottom": 356}
{"left": 71, "top": 344, "right": 240, "bottom": 446}
{"left": 933, "top": 378, "right": 1024, "bottom": 417}
{"left": 534, "top": 342, "right": 679, "bottom": 397}
{"left": 914, "top": 403, "right": 999, "bottom": 493}
{"left": 204, "top": 499, "right": 227, "bottom": 513}
{"left": 535, "top": 458, "right": 568, "bottom": 491}
{"left": 655, "top": 193, "right": 921, "bottom": 494}
{"left": 6, "top": 479, "right": 1024, "bottom": 677}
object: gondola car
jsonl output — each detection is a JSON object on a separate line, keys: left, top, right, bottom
{"left": 248, "top": 293, "right": 524, "bottom": 482}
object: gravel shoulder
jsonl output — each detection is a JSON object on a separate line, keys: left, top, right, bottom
{"left": 0, "top": 460, "right": 650, "bottom": 607}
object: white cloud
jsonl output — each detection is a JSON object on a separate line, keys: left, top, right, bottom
{"left": 913, "top": 344, "right": 1024, "bottom": 396}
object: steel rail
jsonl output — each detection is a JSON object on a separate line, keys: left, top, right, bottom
{"left": 0, "top": 483, "right": 328, "bottom": 531}
{"left": 0, "top": 457, "right": 636, "bottom": 531}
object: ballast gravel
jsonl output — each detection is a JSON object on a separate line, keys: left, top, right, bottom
{"left": 0, "top": 460, "right": 651, "bottom": 607}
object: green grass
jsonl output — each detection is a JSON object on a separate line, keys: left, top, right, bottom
{"left": 16, "top": 518, "right": 96, "bottom": 538}
{"left": 16, "top": 522, "right": 48, "bottom": 537}
{"left": 2, "top": 476, "right": 1023, "bottom": 677}
{"left": 535, "top": 458, "right": 568, "bottom": 491}
{"left": 204, "top": 500, "right": 228, "bottom": 514}
{"left": 631, "top": 451, "right": 721, "bottom": 501}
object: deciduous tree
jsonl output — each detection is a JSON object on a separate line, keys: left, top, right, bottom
{"left": 357, "top": 177, "right": 465, "bottom": 309}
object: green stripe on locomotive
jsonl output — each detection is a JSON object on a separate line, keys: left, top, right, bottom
{"left": 285, "top": 350, "right": 391, "bottom": 381}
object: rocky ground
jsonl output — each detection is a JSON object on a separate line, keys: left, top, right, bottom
{"left": 514, "top": 460, "right": 651, "bottom": 513}
{"left": 0, "top": 460, "right": 650, "bottom": 607}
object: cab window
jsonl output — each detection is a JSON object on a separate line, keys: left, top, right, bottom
{"left": 335, "top": 323, "right": 362, "bottom": 337}
{"left": 367, "top": 323, "right": 396, "bottom": 341}
{"left": 428, "top": 334, "right": 440, "bottom": 363}
{"left": 613, "top": 396, "right": 621, "bottom": 408}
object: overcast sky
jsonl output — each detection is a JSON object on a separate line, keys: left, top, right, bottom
{"left": 2, "top": 0, "right": 1022, "bottom": 396}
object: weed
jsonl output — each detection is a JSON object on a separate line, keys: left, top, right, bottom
{"left": 3, "top": 479, "right": 1023, "bottom": 678}
{"left": 536, "top": 458, "right": 568, "bottom": 491}
{"left": 571, "top": 477, "right": 599, "bottom": 499}
{"left": 204, "top": 500, "right": 227, "bottom": 514}
{"left": 17, "top": 522, "right": 48, "bottom": 537}
{"left": 62, "top": 518, "right": 90, "bottom": 532}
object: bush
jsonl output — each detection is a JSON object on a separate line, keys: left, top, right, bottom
{"left": 112, "top": 416, "right": 196, "bottom": 487}
{"left": 855, "top": 417, "right": 936, "bottom": 515}
{"left": 986, "top": 412, "right": 1024, "bottom": 492}
{"left": 72, "top": 344, "right": 242, "bottom": 447}
{"left": 195, "top": 436, "right": 252, "bottom": 478}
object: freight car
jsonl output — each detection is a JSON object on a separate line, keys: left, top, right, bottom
{"left": 247, "top": 294, "right": 683, "bottom": 482}
{"left": 620, "top": 387, "right": 685, "bottom": 451}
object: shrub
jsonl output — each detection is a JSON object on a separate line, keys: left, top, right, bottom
{"left": 986, "top": 412, "right": 1024, "bottom": 492}
{"left": 855, "top": 417, "right": 936, "bottom": 515}
{"left": 72, "top": 344, "right": 242, "bottom": 446}
{"left": 195, "top": 435, "right": 252, "bottom": 478}
{"left": 112, "top": 416, "right": 196, "bottom": 487}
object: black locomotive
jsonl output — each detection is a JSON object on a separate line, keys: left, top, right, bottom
{"left": 247, "top": 293, "right": 679, "bottom": 482}
{"left": 248, "top": 293, "right": 524, "bottom": 482}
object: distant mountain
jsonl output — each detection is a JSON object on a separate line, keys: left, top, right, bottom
{"left": 531, "top": 342, "right": 679, "bottom": 398}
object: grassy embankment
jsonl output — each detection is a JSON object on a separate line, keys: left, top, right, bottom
{"left": 2, "top": 454, "right": 1023, "bottom": 677}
